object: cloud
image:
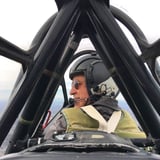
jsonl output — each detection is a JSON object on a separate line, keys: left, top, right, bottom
{"left": 0, "top": 0, "right": 57, "bottom": 102}
{"left": 0, "top": 56, "right": 21, "bottom": 102}
{"left": 0, "top": 0, "right": 57, "bottom": 50}
{"left": 111, "top": 0, "right": 160, "bottom": 43}
{"left": 0, "top": 56, "right": 21, "bottom": 87}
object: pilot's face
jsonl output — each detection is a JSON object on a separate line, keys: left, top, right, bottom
{"left": 70, "top": 75, "right": 89, "bottom": 108}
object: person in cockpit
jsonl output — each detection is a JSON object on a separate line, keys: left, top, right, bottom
{"left": 44, "top": 51, "right": 146, "bottom": 139}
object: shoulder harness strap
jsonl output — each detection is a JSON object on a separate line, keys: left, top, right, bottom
{"left": 81, "top": 105, "right": 121, "bottom": 133}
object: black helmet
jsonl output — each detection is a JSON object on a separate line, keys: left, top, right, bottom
{"left": 69, "top": 51, "right": 111, "bottom": 96}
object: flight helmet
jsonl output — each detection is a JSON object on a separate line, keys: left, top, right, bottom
{"left": 69, "top": 51, "right": 111, "bottom": 97}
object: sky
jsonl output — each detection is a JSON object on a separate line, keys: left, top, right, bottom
{"left": 0, "top": 0, "right": 160, "bottom": 104}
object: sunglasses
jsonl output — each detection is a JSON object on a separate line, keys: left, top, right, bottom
{"left": 71, "top": 80, "right": 82, "bottom": 90}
